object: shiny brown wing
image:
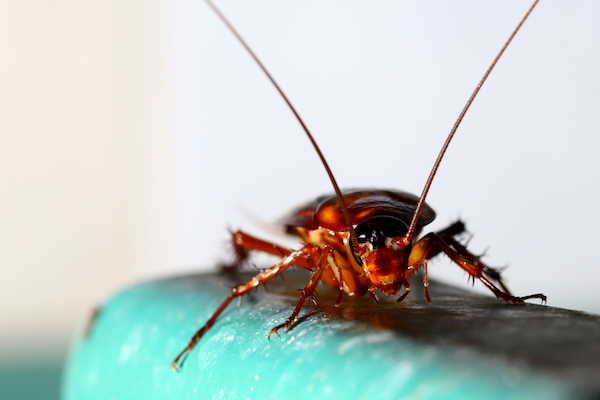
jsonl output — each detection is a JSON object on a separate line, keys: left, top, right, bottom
{"left": 279, "top": 193, "right": 330, "bottom": 231}
{"left": 281, "top": 189, "right": 436, "bottom": 231}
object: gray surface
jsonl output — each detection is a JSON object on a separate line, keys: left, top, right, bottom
{"left": 231, "top": 268, "right": 600, "bottom": 397}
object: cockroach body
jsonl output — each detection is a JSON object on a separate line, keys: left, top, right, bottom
{"left": 282, "top": 189, "right": 437, "bottom": 298}
{"left": 172, "top": 0, "right": 546, "bottom": 370}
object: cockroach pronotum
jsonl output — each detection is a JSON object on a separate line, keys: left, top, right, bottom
{"left": 172, "top": 0, "right": 546, "bottom": 370}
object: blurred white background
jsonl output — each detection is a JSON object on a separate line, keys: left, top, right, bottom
{"left": 0, "top": 0, "right": 172, "bottom": 367}
{"left": 1, "top": 0, "right": 599, "bottom": 379}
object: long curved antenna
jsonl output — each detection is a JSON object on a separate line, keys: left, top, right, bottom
{"left": 396, "top": 0, "right": 540, "bottom": 247}
{"left": 203, "top": 0, "right": 362, "bottom": 260}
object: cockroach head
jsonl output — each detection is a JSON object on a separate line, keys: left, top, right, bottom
{"left": 355, "top": 216, "right": 411, "bottom": 253}
{"left": 353, "top": 216, "right": 411, "bottom": 295}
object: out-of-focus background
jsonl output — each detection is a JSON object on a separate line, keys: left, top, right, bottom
{"left": 1, "top": 0, "right": 599, "bottom": 398}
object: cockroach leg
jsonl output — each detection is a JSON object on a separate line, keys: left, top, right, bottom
{"left": 396, "top": 279, "right": 411, "bottom": 303}
{"left": 436, "top": 220, "right": 467, "bottom": 238}
{"left": 223, "top": 230, "right": 313, "bottom": 270}
{"left": 335, "top": 289, "right": 344, "bottom": 308}
{"left": 335, "top": 262, "right": 345, "bottom": 307}
{"left": 406, "top": 220, "right": 513, "bottom": 297}
{"left": 172, "top": 245, "right": 317, "bottom": 371}
{"left": 231, "top": 230, "right": 291, "bottom": 258}
{"left": 415, "top": 233, "right": 546, "bottom": 304}
{"left": 220, "top": 245, "right": 249, "bottom": 273}
{"left": 442, "top": 235, "right": 512, "bottom": 295}
{"left": 422, "top": 261, "right": 432, "bottom": 304}
{"left": 368, "top": 285, "right": 380, "bottom": 305}
{"left": 405, "top": 220, "right": 467, "bottom": 271}
{"left": 324, "top": 247, "right": 345, "bottom": 307}
{"left": 269, "top": 251, "right": 328, "bottom": 337}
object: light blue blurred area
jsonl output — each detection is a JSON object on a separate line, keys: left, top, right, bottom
{"left": 0, "top": 361, "right": 62, "bottom": 400}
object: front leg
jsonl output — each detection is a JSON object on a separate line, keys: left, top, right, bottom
{"left": 173, "top": 244, "right": 319, "bottom": 371}
{"left": 269, "top": 248, "right": 329, "bottom": 336}
{"left": 408, "top": 232, "right": 546, "bottom": 304}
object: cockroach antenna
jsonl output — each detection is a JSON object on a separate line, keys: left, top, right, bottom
{"left": 203, "top": 0, "right": 364, "bottom": 264}
{"left": 397, "top": 0, "right": 540, "bottom": 247}
{"left": 172, "top": 0, "right": 546, "bottom": 371}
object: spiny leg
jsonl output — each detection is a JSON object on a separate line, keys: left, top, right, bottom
{"left": 220, "top": 233, "right": 251, "bottom": 272}
{"left": 368, "top": 285, "right": 380, "bottom": 305}
{"left": 410, "top": 233, "right": 546, "bottom": 304}
{"left": 407, "top": 220, "right": 512, "bottom": 295}
{"left": 221, "top": 230, "right": 313, "bottom": 271}
{"left": 269, "top": 248, "right": 329, "bottom": 337}
{"left": 405, "top": 221, "right": 463, "bottom": 294}
{"left": 442, "top": 235, "right": 512, "bottom": 295}
{"left": 396, "top": 279, "right": 411, "bottom": 303}
{"left": 404, "top": 260, "right": 431, "bottom": 303}
{"left": 437, "top": 221, "right": 511, "bottom": 293}
{"left": 406, "top": 220, "right": 466, "bottom": 270}
{"left": 436, "top": 220, "right": 467, "bottom": 238}
{"left": 172, "top": 245, "right": 318, "bottom": 371}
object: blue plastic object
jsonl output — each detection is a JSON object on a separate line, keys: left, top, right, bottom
{"left": 63, "top": 270, "right": 576, "bottom": 399}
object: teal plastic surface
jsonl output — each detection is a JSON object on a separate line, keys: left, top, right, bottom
{"left": 63, "top": 270, "right": 571, "bottom": 400}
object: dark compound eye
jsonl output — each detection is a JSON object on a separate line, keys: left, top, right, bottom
{"left": 354, "top": 217, "right": 409, "bottom": 248}
{"left": 379, "top": 217, "right": 408, "bottom": 238}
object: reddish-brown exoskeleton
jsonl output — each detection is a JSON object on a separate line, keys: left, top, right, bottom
{"left": 172, "top": 0, "right": 546, "bottom": 371}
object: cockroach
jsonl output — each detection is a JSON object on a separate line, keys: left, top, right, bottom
{"left": 172, "top": 0, "right": 546, "bottom": 370}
